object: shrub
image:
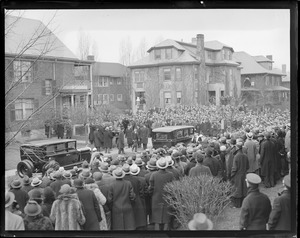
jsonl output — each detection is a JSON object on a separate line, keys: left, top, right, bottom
{"left": 163, "top": 175, "right": 235, "bottom": 230}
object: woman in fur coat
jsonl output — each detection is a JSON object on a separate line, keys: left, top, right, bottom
{"left": 50, "top": 184, "right": 86, "bottom": 230}
{"left": 84, "top": 178, "right": 108, "bottom": 230}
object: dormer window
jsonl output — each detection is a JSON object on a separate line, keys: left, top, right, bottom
{"left": 165, "top": 48, "right": 172, "bottom": 60}
{"left": 155, "top": 49, "right": 161, "bottom": 60}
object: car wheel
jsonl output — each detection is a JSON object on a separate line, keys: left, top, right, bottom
{"left": 17, "top": 160, "right": 34, "bottom": 178}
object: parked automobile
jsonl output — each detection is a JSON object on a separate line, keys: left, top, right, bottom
{"left": 17, "top": 139, "right": 91, "bottom": 178}
{"left": 151, "top": 125, "right": 195, "bottom": 149}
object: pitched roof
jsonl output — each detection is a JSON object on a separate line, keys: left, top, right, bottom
{"left": 129, "top": 50, "right": 198, "bottom": 67}
{"left": 5, "top": 15, "right": 78, "bottom": 60}
{"left": 253, "top": 55, "right": 274, "bottom": 62}
{"left": 233, "top": 51, "right": 285, "bottom": 76}
{"left": 204, "top": 40, "right": 233, "bottom": 51}
{"left": 147, "top": 39, "right": 186, "bottom": 53}
{"left": 93, "top": 62, "right": 127, "bottom": 77}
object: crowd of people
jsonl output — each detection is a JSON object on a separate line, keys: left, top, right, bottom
{"left": 5, "top": 105, "right": 292, "bottom": 231}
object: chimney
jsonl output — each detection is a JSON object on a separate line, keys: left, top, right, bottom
{"left": 282, "top": 64, "right": 286, "bottom": 74}
{"left": 196, "top": 34, "right": 206, "bottom": 105}
{"left": 87, "top": 55, "right": 95, "bottom": 61}
{"left": 266, "top": 55, "right": 273, "bottom": 61}
{"left": 196, "top": 34, "right": 204, "bottom": 61}
{"left": 191, "top": 37, "right": 197, "bottom": 45}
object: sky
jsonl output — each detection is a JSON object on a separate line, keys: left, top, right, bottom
{"left": 7, "top": 9, "right": 291, "bottom": 71}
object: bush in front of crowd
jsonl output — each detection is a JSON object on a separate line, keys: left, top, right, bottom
{"left": 163, "top": 175, "right": 235, "bottom": 230}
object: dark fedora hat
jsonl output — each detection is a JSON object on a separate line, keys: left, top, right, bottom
{"left": 11, "top": 179, "right": 22, "bottom": 189}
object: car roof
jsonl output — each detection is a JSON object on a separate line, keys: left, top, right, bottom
{"left": 152, "top": 125, "right": 194, "bottom": 133}
{"left": 20, "top": 139, "right": 77, "bottom": 147}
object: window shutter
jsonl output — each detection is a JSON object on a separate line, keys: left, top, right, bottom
{"left": 41, "top": 80, "right": 46, "bottom": 95}
{"left": 10, "top": 103, "right": 15, "bottom": 122}
{"left": 52, "top": 80, "right": 57, "bottom": 94}
{"left": 34, "top": 99, "right": 39, "bottom": 111}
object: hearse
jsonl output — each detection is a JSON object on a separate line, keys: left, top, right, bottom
{"left": 17, "top": 139, "right": 91, "bottom": 178}
{"left": 151, "top": 125, "right": 195, "bottom": 149}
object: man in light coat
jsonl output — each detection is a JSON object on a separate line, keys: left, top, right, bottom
{"left": 244, "top": 132, "right": 259, "bottom": 174}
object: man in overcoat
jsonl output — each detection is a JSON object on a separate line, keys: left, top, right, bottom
{"left": 244, "top": 132, "right": 259, "bottom": 174}
{"left": 203, "top": 148, "right": 222, "bottom": 178}
{"left": 239, "top": 173, "right": 271, "bottom": 230}
{"left": 103, "top": 127, "right": 114, "bottom": 153}
{"left": 74, "top": 179, "right": 102, "bottom": 230}
{"left": 189, "top": 152, "right": 212, "bottom": 177}
{"left": 140, "top": 124, "right": 149, "bottom": 150}
{"left": 117, "top": 126, "right": 125, "bottom": 154}
{"left": 149, "top": 157, "right": 175, "bottom": 230}
{"left": 107, "top": 167, "right": 136, "bottom": 230}
{"left": 268, "top": 174, "right": 291, "bottom": 230}
{"left": 94, "top": 127, "right": 103, "bottom": 152}
{"left": 260, "top": 132, "right": 276, "bottom": 188}
{"left": 230, "top": 139, "right": 249, "bottom": 208}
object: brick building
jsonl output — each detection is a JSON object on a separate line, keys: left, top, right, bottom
{"left": 232, "top": 52, "right": 289, "bottom": 108}
{"left": 128, "top": 34, "right": 241, "bottom": 113}
{"left": 92, "top": 62, "right": 131, "bottom": 111}
{"left": 5, "top": 15, "right": 93, "bottom": 132}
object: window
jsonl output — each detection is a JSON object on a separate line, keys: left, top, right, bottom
{"left": 206, "top": 71, "right": 210, "bottom": 83}
{"left": 165, "top": 48, "right": 172, "bottom": 59}
{"left": 221, "top": 91, "right": 224, "bottom": 97}
{"left": 14, "top": 61, "right": 32, "bottom": 82}
{"left": 110, "top": 78, "right": 114, "bottom": 85}
{"left": 155, "top": 49, "right": 161, "bottom": 60}
{"left": 207, "top": 51, "right": 212, "bottom": 59}
{"left": 176, "top": 91, "right": 182, "bottom": 104}
{"left": 175, "top": 67, "right": 181, "bottom": 81}
{"left": 80, "top": 95, "right": 85, "bottom": 103}
{"left": 164, "top": 92, "right": 171, "bottom": 104}
{"left": 222, "top": 49, "right": 226, "bottom": 60}
{"left": 265, "top": 76, "right": 270, "bottom": 86}
{"left": 135, "top": 71, "right": 144, "bottom": 82}
{"left": 103, "top": 94, "right": 109, "bottom": 104}
{"left": 14, "top": 99, "right": 34, "bottom": 121}
{"left": 97, "top": 94, "right": 103, "bottom": 104}
{"left": 229, "top": 51, "right": 232, "bottom": 60}
{"left": 136, "top": 82, "right": 144, "bottom": 88}
{"left": 164, "top": 68, "right": 171, "bottom": 81}
{"left": 45, "top": 79, "right": 52, "bottom": 95}
{"left": 110, "top": 94, "right": 114, "bottom": 101}
{"left": 176, "top": 130, "right": 183, "bottom": 138}
{"left": 117, "top": 78, "right": 122, "bottom": 85}
{"left": 156, "top": 133, "right": 168, "bottom": 140}
{"left": 98, "top": 77, "right": 108, "bottom": 87}
{"left": 117, "top": 94, "right": 123, "bottom": 101}
{"left": 194, "top": 65, "right": 198, "bottom": 80}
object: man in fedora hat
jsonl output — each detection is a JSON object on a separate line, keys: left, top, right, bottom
{"left": 117, "top": 125, "right": 125, "bottom": 154}
{"left": 135, "top": 157, "right": 149, "bottom": 177}
{"left": 260, "top": 131, "right": 276, "bottom": 188}
{"left": 23, "top": 200, "right": 54, "bottom": 230}
{"left": 10, "top": 179, "right": 29, "bottom": 213}
{"left": 5, "top": 191, "right": 25, "bottom": 230}
{"left": 165, "top": 156, "right": 180, "bottom": 180}
{"left": 240, "top": 173, "right": 271, "bottom": 230}
{"left": 74, "top": 179, "right": 102, "bottom": 230}
{"left": 244, "top": 132, "right": 259, "bottom": 174}
{"left": 144, "top": 157, "right": 158, "bottom": 226}
{"left": 21, "top": 175, "right": 33, "bottom": 193}
{"left": 189, "top": 151, "right": 212, "bottom": 177}
{"left": 28, "top": 177, "right": 44, "bottom": 198}
{"left": 122, "top": 164, "right": 146, "bottom": 230}
{"left": 230, "top": 139, "right": 249, "bottom": 208}
{"left": 188, "top": 212, "right": 213, "bottom": 230}
{"left": 107, "top": 167, "right": 136, "bottom": 230}
{"left": 50, "top": 170, "right": 70, "bottom": 197}
{"left": 149, "top": 157, "right": 175, "bottom": 230}
{"left": 268, "top": 174, "right": 291, "bottom": 230}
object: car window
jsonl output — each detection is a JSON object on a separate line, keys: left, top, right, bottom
{"left": 183, "top": 129, "right": 189, "bottom": 136}
{"left": 176, "top": 130, "right": 183, "bottom": 138}
{"left": 67, "top": 141, "right": 76, "bottom": 150}
{"left": 156, "top": 133, "right": 168, "bottom": 140}
{"left": 46, "top": 145, "right": 56, "bottom": 154}
{"left": 56, "top": 143, "right": 66, "bottom": 153}
{"left": 189, "top": 128, "right": 194, "bottom": 134}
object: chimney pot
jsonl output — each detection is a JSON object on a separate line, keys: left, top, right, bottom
{"left": 282, "top": 64, "right": 286, "bottom": 74}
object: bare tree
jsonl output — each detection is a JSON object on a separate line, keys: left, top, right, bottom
{"left": 119, "top": 36, "right": 134, "bottom": 66}
{"left": 92, "top": 39, "right": 99, "bottom": 61}
{"left": 77, "top": 28, "right": 91, "bottom": 60}
{"left": 133, "top": 37, "right": 148, "bottom": 61}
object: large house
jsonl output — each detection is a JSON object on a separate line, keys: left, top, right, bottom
{"left": 232, "top": 52, "right": 289, "bottom": 108}
{"left": 5, "top": 15, "right": 94, "bottom": 132}
{"left": 128, "top": 34, "right": 241, "bottom": 113}
{"left": 92, "top": 62, "right": 131, "bottom": 111}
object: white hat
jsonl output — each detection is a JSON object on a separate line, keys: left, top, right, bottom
{"left": 188, "top": 213, "right": 213, "bottom": 230}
